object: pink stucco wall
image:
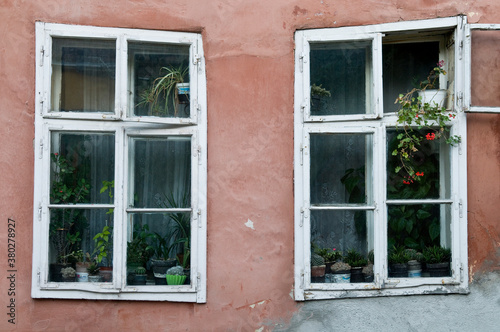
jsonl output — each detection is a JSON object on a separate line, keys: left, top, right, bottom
{"left": 0, "top": 1, "right": 498, "bottom": 330}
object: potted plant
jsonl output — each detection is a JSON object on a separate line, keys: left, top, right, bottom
{"left": 344, "top": 249, "right": 368, "bottom": 283}
{"left": 422, "top": 245, "right": 451, "bottom": 277}
{"left": 310, "top": 83, "right": 331, "bottom": 114}
{"left": 405, "top": 249, "right": 424, "bottom": 277}
{"left": 166, "top": 266, "right": 186, "bottom": 285}
{"left": 87, "top": 262, "right": 101, "bottom": 282}
{"left": 150, "top": 230, "right": 177, "bottom": 285}
{"left": 393, "top": 61, "right": 460, "bottom": 181}
{"left": 313, "top": 245, "right": 342, "bottom": 275}
{"left": 61, "top": 267, "right": 76, "bottom": 282}
{"left": 310, "top": 252, "right": 326, "bottom": 283}
{"left": 93, "top": 225, "right": 113, "bottom": 282}
{"left": 330, "top": 262, "right": 351, "bottom": 283}
{"left": 388, "top": 245, "right": 411, "bottom": 278}
{"left": 131, "top": 266, "right": 148, "bottom": 285}
{"left": 137, "top": 65, "right": 189, "bottom": 117}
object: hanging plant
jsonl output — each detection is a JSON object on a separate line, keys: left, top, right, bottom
{"left": 393, "top": 61, "right": 461, "bottom": 181}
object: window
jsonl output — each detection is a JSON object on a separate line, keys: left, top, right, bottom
{"left": 32, "top": 23, "right": 207, "bottom": 302}
{"left": 294, "top": 17, "right": 469, "bottom": 300}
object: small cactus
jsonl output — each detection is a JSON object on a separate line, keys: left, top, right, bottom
{"left": 135, "top": 267, "right": 146, "bottom": 275}
{"left": 311, "top": 252, "right": 325, "bottom": 266}
{"left": 166, "top": 266, "right": 185, "bottom": 276}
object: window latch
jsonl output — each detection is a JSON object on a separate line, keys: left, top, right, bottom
{"left": 39, "top": 46, "right": 45, "bottom": 67}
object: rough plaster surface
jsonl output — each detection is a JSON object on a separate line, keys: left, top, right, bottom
{"left": 281, "top": 272, "right": 500, "bottom": 332}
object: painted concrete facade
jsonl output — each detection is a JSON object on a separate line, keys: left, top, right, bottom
{"left": 0, "top": 0, "right": 498, "bottom": 331}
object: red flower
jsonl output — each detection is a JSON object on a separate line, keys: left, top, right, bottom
{"left": 426, "top": 132, "right": 436, "bottom": 140}
{"left": 54, "top": 153, "right": 58, "bottom": 156}
{"left": 403, "top": 180, "right": 410, "bottom": 185}
{"left": 416, "top": 172, "right": 424, "bottom": 177}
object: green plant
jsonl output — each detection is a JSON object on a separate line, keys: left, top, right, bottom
{"left": 310, "top": 84, "right": 331, "bottom": 97}
{"left": 134, "top": 266, "right": 147, "bottom": 275}
{"left": 93, "top": 225, "right": 112, "bottom": 266}
{"left": 393, "top": 61, "right": 460, "bottom": 180}
{"left": 166, "top": 266, "right": 185, "bottom": 276}
{"left": 422, "top": 245, "right": 451, "bottom": 264}
{"left": 127, "top": 223, "right": 154, "bottom": 266}
{"left": 311, "top": 252, "right": 325, "bottom": 267}
{"left": 137, "top": 65, "right": 189, "bottom": 117}
{"left": 314, "top": 247, "right": 342, "bottom": 262}
{"left": 344, "top": 249, "right": 368, "bottom": 268}
{"left": 388, "top": 245, "right": 411, "bottom": 264}
{"left": 87, "top": 263, "right": 100, "bottom": 276}
{"left": 61, "top": 267, "right": 76, "bottom": 279}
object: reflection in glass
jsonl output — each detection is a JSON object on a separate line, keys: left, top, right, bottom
{"left": 129, "top": 42, "right": 190, "bottom": 118}
{"left": 129, "top": 136, "right": 191, "bottom": 209}
{"left": 51, "top": 38, "right": 116, "bottom": 113}
{"left": 310, "top": 133, "right": 371, "bottom": 205}
{"left": 383, "top": 42, "right": 439, "bottom": 113}
{"left": 310, "top": 41, "right": 372, "bottom": 116}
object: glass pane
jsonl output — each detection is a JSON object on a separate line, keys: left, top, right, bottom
{"left": 50, "top": 132, "right": 115, "bottom": 205}
{"left": 310, "top": 133, "right": 371, "bottom": 205}
{"left": 51, "top": 38, "right": 116, "bottom": 113}
{"left": 48, "top": 208, "right": 114, "bottom": 283}
{"left": 130, "top": 136, "right": 191, "bottom": 208}
{"left": 387, "top": 129, "right": 450, "bottom": 200}
{"left": 310, "top": 40, "right": 372, "bottom": 116}
{"left": 127, "top": 213, "right": 191, "bottom": 286}
{"left": 129, "top": 42, "right": 190, "bottom": 118}
{"left": 383, "top": 42, "right": 439, "bottom": 113}
{"left": 387, "top": 204, "right": 451, "bottom": 278}
{"left": 311, "top": 210, "right": 374, "bottom": 284}
{"left": 471, "top": 30, "right": 500, "bottom": 107}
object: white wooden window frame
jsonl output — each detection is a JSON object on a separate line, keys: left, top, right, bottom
{"left": 294, "top": 16, "right": 469, "bottom": 301}
{"left": 464, "top": 24, "right": 500, "bottom": 113}
{"left": 32, "top": 22, "right": 207, "bottom": 302}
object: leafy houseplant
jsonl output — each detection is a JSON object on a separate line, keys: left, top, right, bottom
{"left": 137, "top": 65, "right": 189, "bottom": 117}
{"left": 422, "top": 245, "right": 451, "bottom": 277}
{"left": 310, "top": 83, "right": 331, "bottom": 114}
{"left": 166, "top": 266, "right": 186, "bottom": 285}
{"left": 393, "top": 61, "right": 460, "bottom": 181}
{"left": 388, "top": 245, "right": 411, "bottom": 278}
{"left": 344, "top": 249, "right": 368, "bottom": 283}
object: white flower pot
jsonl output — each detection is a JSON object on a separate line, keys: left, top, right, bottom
{"left": 418, "top": 89, "right": 447, "bottom": 108}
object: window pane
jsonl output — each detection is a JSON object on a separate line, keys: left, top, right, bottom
{"left": 48, "top": 208, "right": 114, "bottom": 283}
{"left": 51, "top": 38, "right": 116, "bottom": 113}
{"left": 310, "top": 41, "right": 372, "bottom": 116}
{"left": 50, "top": 132, "right": 115, "bottom": 205}
{"left": 130, "top": 136, "right": 191, "bottom": 208}
{"left": 310, "top": 133, "right": 371, "bottom": 205}
{"left": 387, "top": 129, "right": 451, "bottom": 200}
{"left": 383, "top": 42, "right": 439, "bottom": 113}
{"left": 311, "top": 210, "right": 374, "bottom": 283}
{"left": 129, "top": 42, "right": 190, "bottom": 118}
{"left": 127, "top": 212, "right": 191, "bottom": 286}
{"left": 471, "top": 30, "right": 500, "bottom": 107}
{"left": 387, "top": 204, "right": 451, "bottom": 278}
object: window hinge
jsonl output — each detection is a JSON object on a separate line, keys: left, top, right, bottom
{"left": 197, "top": 208, "right": 202, "bottom": 228}
{"left": 458, "top": 40, "right": 464, "bottom": 60}
{"left": 459, "top": 199, "right": 464, "bottom": 218}
{"left": 300, "top": 144, "right": 304, "bottom": 166}
{"left": 460, "top": 263, "right": 465, "bottom": 283}
{"left": 39, "top": 46, "right": 45, "bottom": 66}
{"left": 197, "top": 145, "right": 202, "bottom": 165}
{"left": 193, "top": 54, "right": 201, "bottom": 65}
{"left": 39, "top": 139, "right": 44, "bottom": 159}
{"left": 197, "top": 272, "right": 201, "bottom": 291}
{"left": 300, "top": 101, "right": 308, "bottom": 122}
{"left": 37, "top": 269, "right": 40, "bottom": 286}
{"left": 300, "top": 268, "right": 304, "bottom": 290}
{"left": 38, "top": 204, "right": 42, "bottom": 221}
{"left": 300, "top": 207, "right": 304, "bottom": 227}
{"left": 299, "top": 52, "right": 307, "bottom": 73}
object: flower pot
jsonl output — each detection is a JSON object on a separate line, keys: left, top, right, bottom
{"left": 407, "top": 260, "right": 422, "bottom": 278}
{"left": 88, "top": 275, "right": 101, "bottom": 282}
{"left": 311, "top": 265, "right": 326, "bottom": 283}
{"left": 418, "top": 89, "right": 447, "bottom": 108}
{"left": 99, "top": 266, "right": 113, "bottom": 282}
{"left": 176, "top": 83, "right": 190, "bottom": 103}
{"left": 426, "top": 262, "right": 450, "bottom": 277}
{"left": 152, "top": 259, "right": 177, "bottom": 285}
{"left": 75, "top": 262, "right": 90, "bottom": 273}
{"left": 132, "top": 274, "right": 148, "bottom": 285}
{"left": 76, "top": 272, "right": 89, "bottom": 282}
{"left": 389, "top": 263, "right": 408, "bottom": 278}
{"left": 350, "top": 267, "right": 364, "bottom": 283}
{"left": 166, "top": 274, "right": 187, "bottom": 285}
{"left": 331, "top": 270, "right": 350, "bottom": 283}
